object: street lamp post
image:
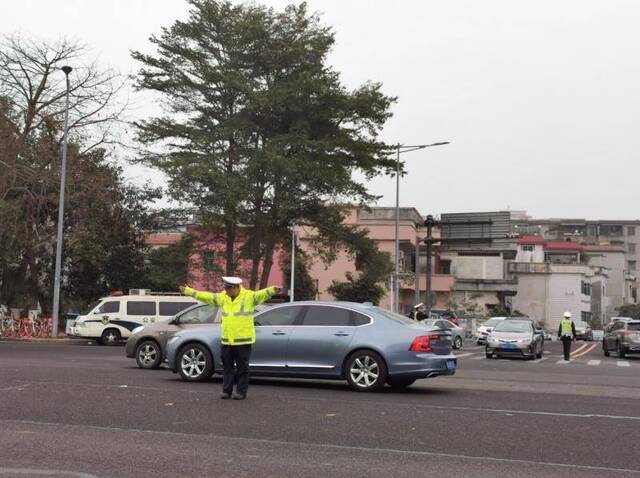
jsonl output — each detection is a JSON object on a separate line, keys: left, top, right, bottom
{"left": 393, "top": 142, "right": 449, "bottom": 313}
{"left": 51, "top": 66, "right": 72, "bottom": 338}
{"left": 290, "top": 223, "right": 297, "bottom": 302}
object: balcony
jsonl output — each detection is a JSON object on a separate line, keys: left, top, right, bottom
{"left": 398, "top": 273, "right": 455, "bottom": 292}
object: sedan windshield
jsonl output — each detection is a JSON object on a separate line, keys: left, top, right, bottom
{"left": 420, "top": 319, "right": 438, "bottom": 328}
{"left": 483, "top": 318, "right": 503, "bottom": 328}
{"left": 493, "top": 321, "right": 531, "bottom": 333}
{"left": 575, "top": 321, "right": 588, "bottom": 328}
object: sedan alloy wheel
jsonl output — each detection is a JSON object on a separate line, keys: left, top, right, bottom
{"left": 135, "top": 340, "right": 162, "bottom": 369}
{"left": 346, "top": 351, "right": 388, "bottom": 392}
{"left": 178, "top": 343, "right": 213, "bottom": 381}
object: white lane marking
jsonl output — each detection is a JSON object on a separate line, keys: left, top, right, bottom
{"left": 543, "top": 351, "right": 551, "bottom": 355}
{"left": 454, "top": 353, "right": 473, "bottom": 358}
{"left": 617, "top": 361, "right": 631, "bottom": 367}
{"left": 470, "top": 355, "right": 485, "bottom": 360}
{"left": 0, "top": 468, "right": 98, "bottom": 477}
{"left": 556, "top": 359, "right": 571, "bottom": 364}
{"left": 587, "top": 360, "right": 601, "bottom": 366}
{"left": 3, "top": 419, "right": 640, "bottom": 475}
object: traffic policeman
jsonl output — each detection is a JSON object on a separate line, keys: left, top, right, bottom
{"left": 557, "top": 311, "right": 577, "bottom": 361}
{"left": 180, "top": 277, "right": 280, "bottom": 400}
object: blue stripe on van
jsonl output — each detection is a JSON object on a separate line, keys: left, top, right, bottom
{"left": 109, "top": 320, "right": 142, "bottom": 331}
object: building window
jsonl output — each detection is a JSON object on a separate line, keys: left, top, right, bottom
{"left": 629, "top": 226, "right": 636, "bottom": 236}
{"left": 521, "top": 245, "right": 534, "bottom": 252}
{"left": 629, "top": 243, "right": 636, "bottom": 254}
{"left": 600, "top": 225, "right": 623, "bottom": 236}
{"left": 581, "top": 311, "right": 592, "bottom": 323}
{"left": 439, "top": 260, "right": 451, "bottom": 275}
{"left": 628, "top": 261, "right": 637, "bottom": 271}
{"left": 581, "top": 281, "right": 591, "bottom": 296}
{"left": 202, "top": 250, "right": 215, "bottom": 271}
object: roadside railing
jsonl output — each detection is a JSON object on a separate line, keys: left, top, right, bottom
{"left": 0, "top": 316, "right": 53, "bottom": 338}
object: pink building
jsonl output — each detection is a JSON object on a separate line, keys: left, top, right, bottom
{"left": 145, "top": 207, "right": 455, "bottom": 312}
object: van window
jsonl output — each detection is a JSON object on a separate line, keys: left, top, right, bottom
{"left": 126, "top": 301, "right": 156, "bottom": 316}
{"left": 159, "top": 301, "right": 196, "bottom": 317}
{"left": 97, "top": 301, "right": 120, "bottom": 314}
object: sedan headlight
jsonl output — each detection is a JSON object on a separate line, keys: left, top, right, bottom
{"left": 488, "top": 336, "right": 500, "bottom": 343}
{"left": 517, "top": 338, "right": 531, "bottom": 344}
{"left": 75, "top": 322, "right": 86, "bottom": 328}
{"left": 132, "top": 326, "right": 144, "bottom": 334}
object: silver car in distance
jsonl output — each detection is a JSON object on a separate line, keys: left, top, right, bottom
{"left": 165, "top": 301, "right": 457, "bottom": 392}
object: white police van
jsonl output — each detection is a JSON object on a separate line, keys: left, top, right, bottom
{"left": 68, "top": 290, "right": 198, "bottom": 345}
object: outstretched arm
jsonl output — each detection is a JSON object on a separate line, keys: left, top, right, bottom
{"left": 253, "top": 286, "right": 281, "bottom": 305}
{"left": 180, "top": 285, "right": 218, "bottom": 306}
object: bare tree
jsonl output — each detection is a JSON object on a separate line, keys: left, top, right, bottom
{"left": 0, "top": 35, "right": 129, "bottom": 311}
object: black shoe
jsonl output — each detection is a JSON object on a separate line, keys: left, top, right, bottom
{"left": 232, "top": 393, "right": 246, "bottom": 400}
{"left": 220, "top": 393, "right": 232, "bottom": 399}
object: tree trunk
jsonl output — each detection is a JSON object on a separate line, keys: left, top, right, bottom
{"left": 259, "top": 237, "right": 276, "bottom": 289}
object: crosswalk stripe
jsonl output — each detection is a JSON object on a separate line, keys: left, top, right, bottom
{"left": 471, "top": 355, "right": 485, "bottom": 360}
{"left": 556, "top": 359, "right": 571, "bottom": 364}
{"left": 587, "top": 360, "right": 600, "bottom": 366}
{"left": 617, "top": 361, "right": 631, "bottom": 367}
{"left": 455, "top": 353, "right": 473, "bottom": 358}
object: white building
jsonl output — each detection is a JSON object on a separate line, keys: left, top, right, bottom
{"left": 509, "top": 236, "right": 599, "bottom": 330}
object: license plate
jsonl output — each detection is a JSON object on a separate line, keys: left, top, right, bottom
{"left": 502, "top": 344, "right": 515, "bottom": 349}
{"left": 446, "top": 360, "right": 456, "bottom": 370}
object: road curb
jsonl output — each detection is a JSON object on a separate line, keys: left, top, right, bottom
{"left": 0, "top": 337, "right": 95, "bottom": 344}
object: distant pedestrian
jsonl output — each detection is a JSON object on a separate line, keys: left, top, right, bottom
{"left": 408, "top": 303, "right": 428, "bottom": 321}
{"left": 557, "top": 311, "right": 577, "bottom": 361}
{"left": 180, "top": 277, "right": 280, "bottom": 400}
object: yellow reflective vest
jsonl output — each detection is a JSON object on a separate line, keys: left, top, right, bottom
{"left": 184, "top": 285, "right": 277, "bottom": 345}
{"left": 560, "top": 319, "right": 573, "bottom": 337}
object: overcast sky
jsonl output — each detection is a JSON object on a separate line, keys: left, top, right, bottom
{"left": 2, "top": 0, "right": 639, "bottom": 220}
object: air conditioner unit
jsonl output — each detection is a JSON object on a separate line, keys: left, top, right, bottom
{"left": 129, "top": 289, "right": 150, "bottom": 296}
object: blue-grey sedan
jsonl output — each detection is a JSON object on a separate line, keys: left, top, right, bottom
{"left": 165, "top": 301, "right": 456, "bottom": 392}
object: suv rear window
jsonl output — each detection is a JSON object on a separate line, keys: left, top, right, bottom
{"left": 627, "top": 323, "right": 640, "bottom": 331}
{"left": 159, "top": 301, "right": 196, "bottom": 317}
{"left": 126, "top": 301, "right": 156, "bottom": 316}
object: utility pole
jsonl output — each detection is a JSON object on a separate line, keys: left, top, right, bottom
{"left": 424, "top": 214, "right": 438, "bottom": 318}
{"left": 392, "top": 141, "right": 449, "bottom": 313}
{"left": 290, "top": 224, "right": 296, "bottom": 302}
{"left": 51, "top": 65, "right": 72, "bottom": 338}
{"left": 414, "top": 232, "right": 421, "bottom": 305}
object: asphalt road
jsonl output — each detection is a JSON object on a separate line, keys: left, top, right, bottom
{"left": 1, "top": 339, "right": 639, "bottom": 478}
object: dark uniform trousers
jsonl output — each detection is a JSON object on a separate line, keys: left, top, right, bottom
{"left": 561, "top": 337, "right": 572, "bottom": 360}
{"left": 221, "top": 344, "right": 252, "bottom": 396}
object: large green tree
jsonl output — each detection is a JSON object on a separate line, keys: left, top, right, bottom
{"left": 327, "top": 227, "right": 393, "bottom": 305}
{"left": 132, "top": 0, "right": 396, "bottom": 287}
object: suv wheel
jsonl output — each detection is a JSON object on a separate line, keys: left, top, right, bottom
{"left": 346, "top": 350, "right": 387, "bottom": 392}
{"left": 135, "top": 340, "right": 162, "bottom": 369}
{"left": 100, "top": 328, "right": 121, "bottom": 346}
{"left": 178, "top": 343, "right": 213, "bottom": 382}
{"left": 453, "top": 336, "right": 463, "bottom": 349}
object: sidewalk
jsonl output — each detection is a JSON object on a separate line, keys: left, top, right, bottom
{"left": 0, "top": 336, "right": 95, "bottom": 344}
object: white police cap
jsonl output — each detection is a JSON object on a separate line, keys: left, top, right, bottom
{"left": 222, "top": 276, "right": 243, "bottom": 286}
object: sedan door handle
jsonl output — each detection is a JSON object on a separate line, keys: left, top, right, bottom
{"left": 334, "top": 332, "right": 350, "bottom": 337}
{"left": 272, "top": 331, "right": 287, "bottom": 336}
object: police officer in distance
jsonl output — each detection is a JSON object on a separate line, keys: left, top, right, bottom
{"left": 180, "top": 277, "right": 280, "bottom": 400}
{"left": 557, "top": 311, "right": 577, "bottom": 361}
